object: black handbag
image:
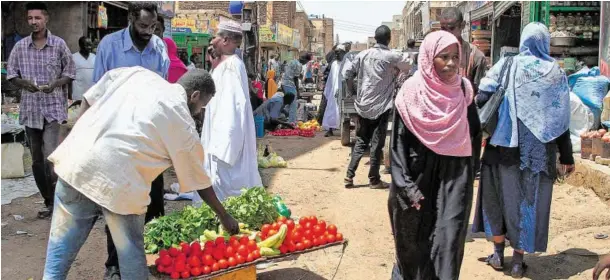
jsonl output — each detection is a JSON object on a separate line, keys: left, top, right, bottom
{"left": 479, "top": 56, "right": 514, "bottom": 139}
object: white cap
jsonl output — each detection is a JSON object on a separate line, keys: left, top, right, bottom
{"left": 336, "top": 44, "right": 346, "bottom": 51}
{"left": 218, "top": 18, "right": 242, "bottom": 34}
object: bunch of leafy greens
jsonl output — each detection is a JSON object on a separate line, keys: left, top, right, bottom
{"left": 144, "top": 187, "right": 278, "bottom": 253}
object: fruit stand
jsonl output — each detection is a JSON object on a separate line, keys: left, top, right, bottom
{"left": 145, "top": 187, "right": 348, "bottom": 279}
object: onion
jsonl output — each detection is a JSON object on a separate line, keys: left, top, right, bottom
{"left": 598, "top": 129, "right": 607, "bottom": 134}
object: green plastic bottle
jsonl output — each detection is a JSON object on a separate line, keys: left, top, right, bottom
{"left": 273, "top": 195, "right": 291, "bottom": 218}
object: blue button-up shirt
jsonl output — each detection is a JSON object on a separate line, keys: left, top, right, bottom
{"left": 93, "top": 27, "right": 169, "bottom": 82}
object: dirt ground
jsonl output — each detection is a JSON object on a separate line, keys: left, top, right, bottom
{"left": 2, "top": 106, "right": 610, "bottom": 279}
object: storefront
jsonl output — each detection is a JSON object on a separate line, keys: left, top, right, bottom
{"left": 469, "top": 2, "right": 493, "bottom": 65}
{"left": 525, "top": 1, "right": 602, "bottom": 74}
{"left": 490, "top": 1, "right": 521, "bottom": 64}
{"left": 600, "top": 1, "right": 610, "bottom": 77}
{"left": 172, "top": 11, "right": 229, "bottom": 69}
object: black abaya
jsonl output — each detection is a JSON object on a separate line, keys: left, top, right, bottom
{"left": 388, "top": 109, "right": 475, "bottom": 280}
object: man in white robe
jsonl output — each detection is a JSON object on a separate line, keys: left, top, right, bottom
{"left": 322, "top": 45, "right": 347, "bottom": 137}
{"left": 198, "top": 19, "right": 262, "bottom": 201}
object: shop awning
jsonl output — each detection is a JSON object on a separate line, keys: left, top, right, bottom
{"left": 470, "top": 3, "right": 493, "bottom": 21}
{"left": 103, "top": 1, "right": 128, "bottom": 10}
{"left": 493, "top": 1, "right": 518, "bottom": 20}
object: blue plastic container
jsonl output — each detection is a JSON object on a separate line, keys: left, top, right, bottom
{"left": 254, "top": 115, "right": 265, "bottom": 138}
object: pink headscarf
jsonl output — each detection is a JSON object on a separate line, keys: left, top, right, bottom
{"left": 394, "top": 31, "right": 474, "bottom": 157}
{"left": 163, "top": 37, "right": 188, "bottom": 83}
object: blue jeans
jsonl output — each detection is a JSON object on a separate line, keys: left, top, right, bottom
{"left": 282, "top": 85, "right": 298, "bottom": 123}
{"left": 43, "top": 180, "right": 147, "bottom": 280}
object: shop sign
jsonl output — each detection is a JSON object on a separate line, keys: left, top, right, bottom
{"left": 292, "top": 29, "right": 300, "bottom": 50}
{"left": 276, "top": 23, "right": 293, "bottom": 46}
{"left": 259, "top": 24, "right": 276, "bottom": 43}
{"left": 172, "top": 13, "right": 223, "bottom": 34}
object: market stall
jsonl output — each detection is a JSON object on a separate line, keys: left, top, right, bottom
{"left": 469, "top": 2, "right": 493, "bottom": 66}
{"left": 491, "top": 1, "right": 522, "bottom": 64}
{"left": 144, "top": 187, "right": 347, "bottom": 279}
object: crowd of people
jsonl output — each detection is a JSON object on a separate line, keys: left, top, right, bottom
{"left": 5, "top": 1, "right": 610, "bottom": 280}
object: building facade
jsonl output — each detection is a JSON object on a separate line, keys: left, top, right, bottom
{"left": 310, "top": 16, "right": 334, "bottom": 57}
{"left": 294, "top": 11, "right": 313, "bottom": 52}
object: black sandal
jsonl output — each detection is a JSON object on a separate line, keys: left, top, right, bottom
{"left": 485, "top": 253, "right": 504, "bottom": 271}
{"left": 511, "top": 262, "right": 527, "bottom": 279}
{"left": 344, "top": 178, "right": 354, "bottom": 188}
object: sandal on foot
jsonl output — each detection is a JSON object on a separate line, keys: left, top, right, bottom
{"left": 344, "top": 178, "right": 354, "bottom": 188}
{"left": 511, "top": 262, "right": 527, "bottom": 279}
{"left": 485, "top": 253, "right": 504, "bottom": 271}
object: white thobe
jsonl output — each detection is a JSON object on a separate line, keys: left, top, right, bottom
{"left": 71, "top": 52, "right": 96, "bottom": 100}
{"left": 199, "top": 55, "right": 262, "bottom": 201}
{"left": 322, "top": 60, "right": 344, "bottom": 130}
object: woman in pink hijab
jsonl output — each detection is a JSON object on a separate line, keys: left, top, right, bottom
{"left": 163, "top": 37, "right": 188, "bottom": 83}
{"left": 388, "top": 30, "right": 477, "bottom": 280}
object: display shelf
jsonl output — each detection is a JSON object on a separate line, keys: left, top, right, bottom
{"left": 550, "top": 6, "right": 600, "bottom": 12}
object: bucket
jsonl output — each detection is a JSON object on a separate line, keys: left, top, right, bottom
{"left": 254, "top": 115, "right": 265, "bottom": 138}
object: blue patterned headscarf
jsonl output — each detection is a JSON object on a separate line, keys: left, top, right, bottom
{"left": 479, "top": 22, "right": 570, "bottom": 147}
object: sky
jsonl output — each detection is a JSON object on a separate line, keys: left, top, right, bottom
{"left": 300, "top": 1, "right": 406, "bottom": 44}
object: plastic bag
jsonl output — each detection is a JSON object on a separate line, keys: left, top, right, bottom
{"left": 1, "top": 143, "right": 25, "bottom": 178}
{"left": 569, "top": 92, "right": 595, "bottom": 152}
{"left": 571, "top": 74, "right": 610, "bottom": 122}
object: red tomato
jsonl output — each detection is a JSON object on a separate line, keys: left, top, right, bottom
{"left": 228, "top": 257, "right": 237, "bottom": 267}
{"left": 309, "top": 216, "right": 318, "bottom": 225}
{"left": 291, "top": 231, "right": 303, "bottom": 243}
{"left": 303, "top": 230, "right": 313, "bottom": 240}
{"left": 229, "top": 236, "right": 238, "bottom": 245}
{"left": 181, "top": 271, "right": 191, "bottom": 278}
{"left": 240, "top": 236, "right": 249, "bottom": 246}
{"left": 268, "top": 229, "right": 278, "bottom": 237}
{"left": 247, "top": 240, "right": 258, "bottom": 252}
{"left": 160, "top": 255, "right": 173, "bottom": 266}
{"left": 336, "top": 233, "right": 344, "bottom": 241}
{"left": 304, "top": 222, "right": 313, "bottom": 230}
{"left": 286, "top": 240, "right": 296, "bottom": 252}
{"left": 191, "top": 266, "right": 202, "bottom": 276}
{"left": 202, "top": 254, "right": 215, "bottom": 266}
{"left": 253, "top": 249, "right": 261, "bottom": 259}
{"left": 170, "top": 271, "right": 180, "bottom": 279}
{"left": 237, "top": 245, "right": 249, "bottom": 258}
{"left": 277, "top": 216, "right": 288, "bottom": 223}
{"left": 299, "top": 217, "right": 308, "bottom": 226}
{"left": 313, "top": 225, "right": 324, "bottom": 237}
{"left": 202, "top": 265, "right": 212, "bottom": 274}
{"left": 204, "top": 241, "right": 215, "bottom": 249}
{"left": 319, "top": 235, "right": 328, "bottom": 245}
{"left": 211, "top": 263, "right": 220, "bottom": 272}
{"left": 165, "top": 265, "right": 175, "bottom": 275}
{"left": 236, "top": 254, "right": 246, "bottom": 264}
{"left": 181, "top": 243, "right": 191, "bottom": 256}
{"left": 224, "top": 246, "right": 236, "bottom": 258}
{"left": 317, "top": 220, "right": 327, "bottom": 231}
{"left": 303, "top": 239, "right": 313, "bottom": 249}
{"left": 191, "top": 242, "right": 202, "bottom": 256}
{"left": 313, "top": 238, "right": 321, "bottom": 247}
{"left": 327, "top": 224, "right": 338, "bottom": 235}
{"left": 230, "top": 239, "right": 241, "bottom": 249}
{"left": 218, "top": 259, "right": 228, "bottom": 269}
{"left": 157, "top": 264, "right": 165, "bottom": 273}
{"left": 212, "top": 248, "right": 224, "bottom": 261}
{"left": 169, "top": 247, "right": 180, "bottom": 257}
{"left": 174, "top": 261, "right": 186, "bottom": 273}
{"left": 279, "top": 244, "right": 288, "bottom": 254}
{"left": 215, "top": 237, "right": 226, "bottom": 246}
{"left": 294, "top": 224, "right": 304, "bottom": 233}
{"left": 247, "top": 253, "right": 254, "bottom": 263}
{"left": 261, "top": 224, "right": 271, "bottom": 235}
{"left": 175, "top": 253, "right": 187, "bottom": 263}
{"left": 159, "top": 249, "right": 169, "bottom": 257}
{"left": 271, "top": 222, "right": 280, "bottom": 231}
{"left": 286, "top": 220, "right": 296, "bottom": 231}
{"left": 295, "top": 242, "right": 305, "bottom": 251}
{"left": 327, "top": 234, "right": 337, "bottom": 243}
{"left": 188, "top": 255, "right": 201, "bottom": 267}
{"left": 155, "top": 258, "right": 162, "bottom": 266}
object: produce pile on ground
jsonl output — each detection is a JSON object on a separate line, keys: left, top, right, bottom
{"left": 144, "top": 187, "right": 278, "bottom": 254}
{"left": 268, "top": 120, "right": 321, "bottom": 138}
{"left": 257, "top": 144, "right": 287, "bottom": 168}
{"left": 581, "top": 128, "right": 610, "bottom": 142}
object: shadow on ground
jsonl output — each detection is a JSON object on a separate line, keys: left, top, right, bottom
{"left": 474, "top": 248, "right": 599, "bottom": 280}
{"left": 257, "top": 267, "right": 328, "bottom": 280}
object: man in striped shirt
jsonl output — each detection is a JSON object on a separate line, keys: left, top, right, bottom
{"left": 343, "top": 25, "right": 412, "bottom": 189}
{"left": 7, "top": 1, "right": 76, "bottom": 219}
